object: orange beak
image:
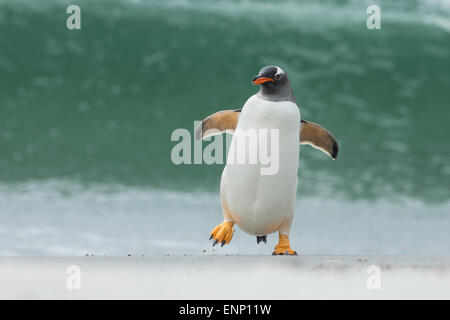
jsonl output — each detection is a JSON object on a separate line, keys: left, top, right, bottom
{"left": 252, "top": 77, "right": 275, "bottom": 85}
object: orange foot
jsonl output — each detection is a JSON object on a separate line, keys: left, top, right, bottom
{"left": 209, "top": 221, "right": 235, "bottom": 247}
{"left": 272, "top": 234, "right": 298, "bottom": 255}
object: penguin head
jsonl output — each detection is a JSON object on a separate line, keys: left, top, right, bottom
{"left": 252, "top": 66, "right": 288, "bottom": 87}
{"left": 252, "top": 66, "right": 296, "bottom": 102}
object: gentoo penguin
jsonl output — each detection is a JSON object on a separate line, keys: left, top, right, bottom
{"left": 196, "top": 66, "right": 338, "bottom": 255}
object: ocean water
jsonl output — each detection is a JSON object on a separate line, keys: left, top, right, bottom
{"left": 0, "top": 0, "right": 449, "bottom": 255}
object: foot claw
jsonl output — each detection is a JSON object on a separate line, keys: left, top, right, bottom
{"left": 272, "top": 250, "right": 297, "bottom": 255}
{"left": 212, "top": 239, "right": 218, "bottom": 247}
{"left": 209, "top": 234, "right": 213, "bottom": 240}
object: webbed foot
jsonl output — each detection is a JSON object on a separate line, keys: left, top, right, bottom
{"left": 209, "top": 221, "right": 235, "bottom": 247}
{"left": 272, "top": 234, "right": 297, "bottom": 255}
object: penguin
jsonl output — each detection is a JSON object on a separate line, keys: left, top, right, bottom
{"left": 196, "top": 66, "right": 338, "bottom": 255}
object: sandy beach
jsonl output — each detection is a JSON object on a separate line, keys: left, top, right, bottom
{"left": 0, "top": 255, "right": 449, "bottom": 299}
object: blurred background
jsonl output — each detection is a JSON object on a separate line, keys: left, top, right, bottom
{"left": 0, "top": 0, "right": 449, "bottom": 255}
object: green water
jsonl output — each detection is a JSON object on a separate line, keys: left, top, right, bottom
{"left": 0, "top": 0, "right": 449, "bottom": 255}
{"left": 0, "top": 0, "right": 449, "bottom": 201}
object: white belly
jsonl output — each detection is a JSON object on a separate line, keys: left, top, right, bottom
{"left": 221, "top": 95, "right": 300, "bottom": 235}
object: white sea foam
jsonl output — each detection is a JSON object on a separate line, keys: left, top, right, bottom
{"left": 0, "top": 180, "right": 449, "bottom": 256}
{"left": 8, "top": 0, "right": 450, "bottom": 32}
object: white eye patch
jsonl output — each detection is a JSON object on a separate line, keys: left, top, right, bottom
{"left": 275, "top": 66, "right": 284, "bottom": 78}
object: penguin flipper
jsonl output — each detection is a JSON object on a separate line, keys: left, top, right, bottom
{"left": 195, "top": 109, "right": 241, "bottom": 140}
{"left": 300, "top": 119, "right": 339, "bottom": 159}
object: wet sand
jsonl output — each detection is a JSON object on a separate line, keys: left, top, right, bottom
{"left": 0, "top": 255, "right": 449, "bottom": 299}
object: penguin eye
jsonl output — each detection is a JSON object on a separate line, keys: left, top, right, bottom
{"left": 274, "top": 73, "right": 281, "bottom": 80}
